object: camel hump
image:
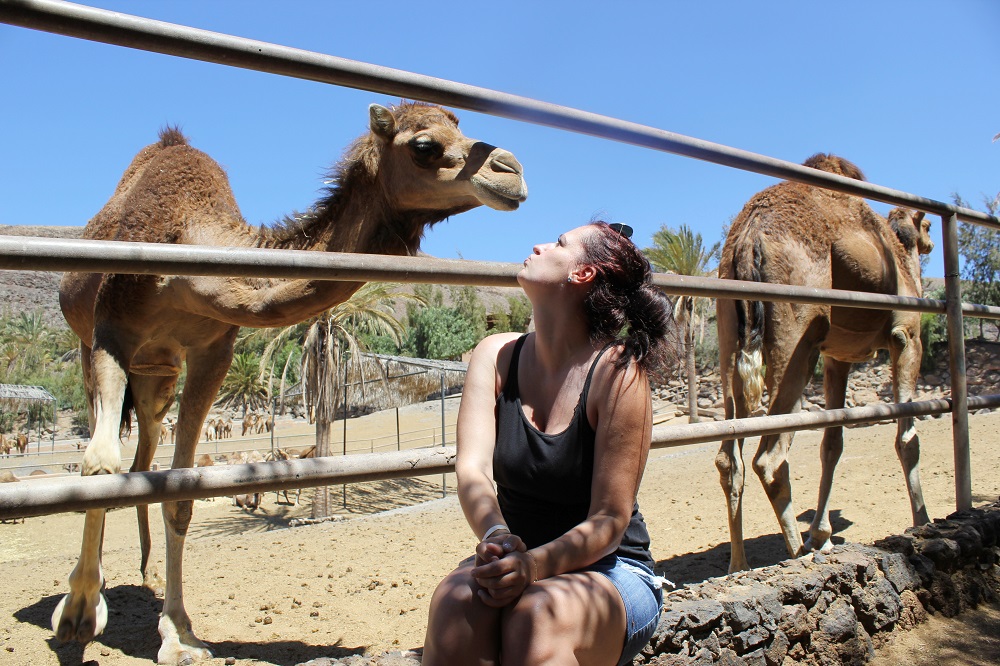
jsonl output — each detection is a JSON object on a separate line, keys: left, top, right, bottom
{"left": 802, "top": 153, "right": 865, "bottom": 181}
{"left": 157, "top": 126, "right": 189, "bottom": 148}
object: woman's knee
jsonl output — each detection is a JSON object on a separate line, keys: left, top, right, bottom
{"left": 428, "top": 567, "right": 477, "bottom": 619}
{"left": 502, "top": 585, "right": 569, "bottom": 654}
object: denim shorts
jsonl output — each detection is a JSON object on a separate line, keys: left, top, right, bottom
{"left": 585, "top": 555, "right": 665, "bottom": 666}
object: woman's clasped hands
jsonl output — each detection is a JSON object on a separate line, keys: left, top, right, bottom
{"left": 471, "top": 532, "right": 537, "bottom": 607}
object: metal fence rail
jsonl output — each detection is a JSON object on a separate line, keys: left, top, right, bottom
{"left": 3, "top": 393, "right": 997, "bottom": 521}
{"left": 2, "top": 236, "right": 999, "bottom": 320}
{"left": 0, "top": 0, "right": 997, "bottom": 516}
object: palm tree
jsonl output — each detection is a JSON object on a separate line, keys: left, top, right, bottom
{"left": 2, "top": 312, "right": 55, "bottom": 378}
{"left": 643, "top": 224, "right": 720, "bottom": 423}
{"left": 216, "top": 352, "right": 269, "bottom": 418}
{"left": 256, "top": 282, "right": 419, "bottom": 518}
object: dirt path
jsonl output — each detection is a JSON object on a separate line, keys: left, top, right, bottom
{"left": 1, "top": 410, "right": 999, "bottom": 665}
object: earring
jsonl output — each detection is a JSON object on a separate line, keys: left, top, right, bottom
{"left": 566, "top": 277, "right": 573, "bottom": 283}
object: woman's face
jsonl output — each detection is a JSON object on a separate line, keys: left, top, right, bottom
{"left": 518, "top": 225, "right": 596, "bottom": 288}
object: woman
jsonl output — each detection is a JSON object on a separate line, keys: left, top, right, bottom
{"left": 423, "top": 221, "right": 677, "bottom": 666}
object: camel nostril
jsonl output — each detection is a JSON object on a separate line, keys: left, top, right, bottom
{"left": 491, "top": 151, "right": 523, "bottom": 175}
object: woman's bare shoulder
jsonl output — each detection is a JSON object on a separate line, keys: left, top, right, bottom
{"left": 592, "top": 344, "right": 647, "bottom": 397}
{"left": 467, "top": 332, "right": 526, "bottom": 387}
{"left": 472, "top": 332, "right": 525, "bottom": 359}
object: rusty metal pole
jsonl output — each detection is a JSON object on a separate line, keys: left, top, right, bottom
{"left": 441, "top": 371, "right": 447, "bottom": 498}
{"left": 941, "top": 213, "right": 971, "bottom": 512}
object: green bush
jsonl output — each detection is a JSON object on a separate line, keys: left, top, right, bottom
{"left": 403, "top": 307, "right": 479, "bottom": 360}
{"left": 919, "top": 312, "right": 948, "bottom": 372}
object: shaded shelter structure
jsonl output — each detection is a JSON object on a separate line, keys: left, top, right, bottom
{"left": 0, "top": 383, "right": 57, "bottom": 452}
{"left": 284, "top": 352, "right": 468, "bottom": 448}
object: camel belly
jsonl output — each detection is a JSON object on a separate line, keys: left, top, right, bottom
{"left": 820, "top": 323, "right": 885, "bottom": 363}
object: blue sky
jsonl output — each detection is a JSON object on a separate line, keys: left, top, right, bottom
{"left": 1, "top": 1, "right": 997, "bottom": 279}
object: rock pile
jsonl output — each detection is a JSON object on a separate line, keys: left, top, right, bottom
{"left": 634, "top": 501, "right": 1000, "bottom": 665}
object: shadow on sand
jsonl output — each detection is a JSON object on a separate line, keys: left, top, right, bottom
{"left": 15, "top": 586, "right": 367, "bottom": 666}
{"left": 191, "top": 477, "right": 450, "bottom": 540}
{"left": 655, "top": 508, "right": 855, "bottom": 587}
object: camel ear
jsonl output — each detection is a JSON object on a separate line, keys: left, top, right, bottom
{"left": 889, "top": 209, "right": 917, "bottom": 251}
{"left": 369, "top": 104, "right": 396, "bottom": 141}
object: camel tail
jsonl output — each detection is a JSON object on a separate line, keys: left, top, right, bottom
{"left": 734, "top": 237, "right": 766, "bottom": 413}
{"left": 119, "top": 382, "right": 134, "bottom": 439}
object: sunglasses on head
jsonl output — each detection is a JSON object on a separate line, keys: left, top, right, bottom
{"left": 608, "top": 223, "right": 633, "bottom": 239}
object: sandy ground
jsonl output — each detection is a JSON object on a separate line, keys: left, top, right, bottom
{"left": 1, "top": 407, "right": 999, "bottom": 666}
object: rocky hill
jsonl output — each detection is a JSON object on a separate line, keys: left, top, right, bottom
{"left": 0, "top": 225, "right": 83, "bottom": 326}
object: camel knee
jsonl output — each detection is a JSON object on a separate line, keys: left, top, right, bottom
{"left": 715, "top": 447, "right": 744, "bottom": 497}
{"left": 163, "top": 500, "right": 194, "bottom": 535}
{"left": 752, "top": 455, "right": 790, "bottom": 501}
{"left": 819, "top": 438, "right": 844, "bottom": 468}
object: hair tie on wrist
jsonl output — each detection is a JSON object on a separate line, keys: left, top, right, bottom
{"left": 483, "top": 524, "right": 509, "bottom": 540}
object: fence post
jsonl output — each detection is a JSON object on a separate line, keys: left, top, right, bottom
{"left": 441, "top": 371, "right": 447, "bottom": 498}
{"left": 941, "top": 212, "right": 971, "bottom": 512}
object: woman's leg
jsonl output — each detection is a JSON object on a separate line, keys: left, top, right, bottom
{"left": 501, "top": 571, "right": 626, "bottom": 666}
{"left": 423, "top": 560, "right": 503, "bottom": 665}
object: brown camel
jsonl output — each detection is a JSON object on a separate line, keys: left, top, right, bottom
{"left": 715, "top": 154, "right": 933, "bottom": 572}
{"left": 241, "top": 413, "right": 258, "bottom": 437}
{"left": 55, "top": 101, "right": 526, "bottom": 663}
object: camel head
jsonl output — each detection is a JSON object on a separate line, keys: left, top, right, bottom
{"left": 888, "top": 209, "right": 933, "bottom": 256}
{"left": 366, "top": 102, "right": 527, "bottom": 215}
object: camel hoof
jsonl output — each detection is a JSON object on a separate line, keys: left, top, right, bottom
{"left": 157, "top": 643, "right": 213, "bottom": 665}
{"left": 144, "top": 570, "right": 166, "bottom": 599}
{"left": 801, "top": 537, "right": 833, "bottom": 554}
{"left": 51, "top": 590, "right": 108, "bottom": 643}
{"left": 158, "top": 616, "right": 213, "bottom": 665}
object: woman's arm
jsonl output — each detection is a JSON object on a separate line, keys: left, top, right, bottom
{"left": 456, "top": 333, "right": 522, "bottom": 541}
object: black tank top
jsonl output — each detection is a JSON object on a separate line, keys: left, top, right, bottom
{"left": 493, "top": 335, "right": 654, "bottom": 569}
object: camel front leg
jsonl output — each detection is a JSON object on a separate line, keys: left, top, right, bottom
{"left": 157, "top": 333, "right": 236, "bottom": 665}
{"left": 82, "top": 346, "right": 130, "bottom": 476}
{"left": 891, "top": 326, "right": 930, "bottom": 526}
{"left": 131, "top": 373, "right": 178, "bottom": 598}
{"left": 52, "top": 509, "right": 108, "bottom": 642}
{"left": 53, "top": 342, "right": 129, "bottom": 643}
{"left": 805, "top": 357, "right": 851, "bottom": 553}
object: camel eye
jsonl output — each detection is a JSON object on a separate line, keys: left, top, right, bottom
{"left": 409, "top": 136, "right": 443, "bottom": 165}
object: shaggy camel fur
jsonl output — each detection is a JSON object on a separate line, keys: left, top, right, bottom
{"left": 56, "top": 102, "right": 526, "bottom": 664}
{"left": 715, "top": 154, "right": 933, "bottom": 572}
